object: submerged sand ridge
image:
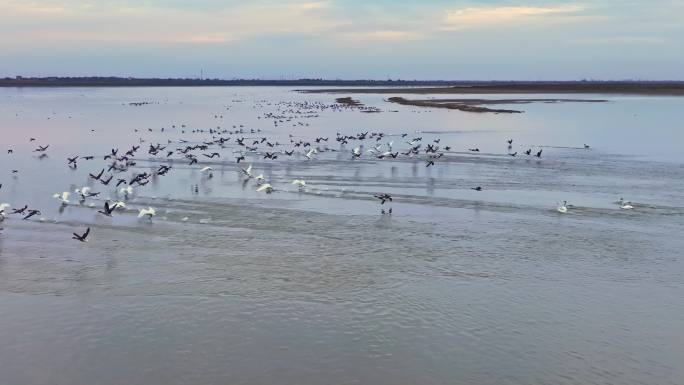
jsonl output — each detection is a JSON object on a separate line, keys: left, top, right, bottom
{"left": 387, "top": 97, "right": 607, "bottom": 113}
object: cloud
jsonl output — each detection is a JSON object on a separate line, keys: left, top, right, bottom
{"left": 0, "top": 0, "right": 345, "bottom": 44}
{"left": 442, "top": 5, "right": 585, "bottom": 30}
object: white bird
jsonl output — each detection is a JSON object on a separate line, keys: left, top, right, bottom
{"left": 292, "top": 179, "right": 306, "bottom": 187}
{"left": 0, "top": 203, "right": 10, "bottom": 222}
{"left": 557, "top": 201, "right": 568, "bottom": 214}
{"left": 120, "top": 186, "right": 134, "bottom": 198}
{"left": 112, "top": 201, "right": 126, "bottom": 210}
{"left": 387, "top": 141, "right": 394, "bottom": 151}
{"left": 305, "top": 148, "right": 317, "bottom": 160}
{"left": 617, "top": 198, "right": 633, "bottom": 209}
{"left": 254, "top": 174, "right": 265, "bottom": 184}
{"left": 138, "top": 207, "right": 156, "bottom": 220}
{"left": 352, "top": 146, "right": 361, "bottom": 158}
{"left": 241, "top": 164, "right": 253, "bottom": 178}
{"left": 53, "top": 191, "right": 70, "bottom": 205}
{"left": 75, "top": 186, "right": 94, "bottom": 200}
{"left": 201, "top": 166, "right": 213, "bottom": 178}
{"left": 256, "top": 183, "right": 273, "bottom": 193}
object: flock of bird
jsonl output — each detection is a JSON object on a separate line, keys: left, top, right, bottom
{"left": 0, "top": 98, "right": 634, "bottom": 243}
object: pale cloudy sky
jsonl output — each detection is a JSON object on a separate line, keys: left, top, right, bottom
{"left": 1, "top": 0, "right": 682, "bottom": 79}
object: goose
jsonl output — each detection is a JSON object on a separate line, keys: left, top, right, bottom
{"left": 256, "top": 183, "right": 273, "bottom": 193}
{"left": 97, "top": 201, "right": 117, "bottom": 217}
{"left": 374, "top": 193, "right": 392, "bottom": 205}
{"left": 72, "top": 227, "right": 90, "bottom": 242}
{"left": 23, "top": 209, "right": 41, "bottom": 220}
{"left": 53, "top": 191, "right": 70, "bottom": 205}
{"left": 138, "top": 207, "right": 156, "bottom": 220}
{"left": 557, "top": 201, "right": 568, "bottom": 214}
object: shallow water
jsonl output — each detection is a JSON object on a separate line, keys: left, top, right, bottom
{"left": 0, "top": 87, "right": 683, "bottom": 385}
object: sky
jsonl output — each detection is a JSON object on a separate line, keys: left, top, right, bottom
{"left": 1, "top": 0, "right": 683, "bottom": 80}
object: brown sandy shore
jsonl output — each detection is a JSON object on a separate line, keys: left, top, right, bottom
{"left": 300, "top": 82, "right": 684, "bottom": 95}
{"left": 336, "top": 97, "right": 382, "bottom": 113}
{"left": 387, "top": 97, "right": 607, "bottom": 113}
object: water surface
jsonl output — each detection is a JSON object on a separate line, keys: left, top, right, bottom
{"left": 0, "top": 87, "right": 683, "bottom": 385}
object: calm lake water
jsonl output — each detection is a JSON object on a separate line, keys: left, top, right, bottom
{"left": 1, "top": 87, "right": 683, "bottom": 385}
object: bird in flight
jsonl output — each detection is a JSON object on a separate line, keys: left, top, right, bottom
{"left": 72, "top": 227, "right": 90, "bottom": 242}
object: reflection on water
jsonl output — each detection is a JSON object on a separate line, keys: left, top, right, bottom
{"left": 0, "top": 87, "right": 683, "bottom": 385}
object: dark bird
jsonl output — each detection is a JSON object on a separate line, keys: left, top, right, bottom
{"left": 472, "top": 186, "right": 483, "bottom": 191}
{"left": 535, "top": 149, "right": 543, "bottom": 158}
{"left": 12, "top": 205, "right": 28, "bottom": 214}
{"left": 97, "top": 202, "right": 117, "bottom": 217}
{"left": 100, "top": 175, "right": 113, "bottom": 186}
{"left": 524, "top": 149, "right": 532, "bottom": 155}
{"left": 374, "top": 193, "right": 393, "bottom": 205}
{"left": 72, "top": 227, "right": 90, "bottom": 242}
{"left": 23, "top": 209, "right": 41, "bottom": 220}
{"left": 89, "top": 169, "right": 105, "bottom": 181}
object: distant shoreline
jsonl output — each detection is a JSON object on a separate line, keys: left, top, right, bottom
{"left": 1, "top": 77, "right": 684, "bottom": 95}
{"left": 301, "top": 82, "right": 684, "bottom": 96}
{"left": 0, "top": 77, "right": 521, "bottom": 88}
